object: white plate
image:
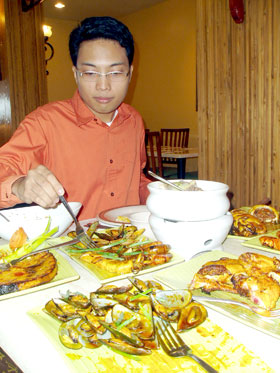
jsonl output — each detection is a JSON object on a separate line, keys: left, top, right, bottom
{"left": 154, "top": 250, "right": 280, "bottom": 340}
{"left": 62, "top": 248, "right": 185, "bottom": 284}
{"left": 97, "top": 205, "right": 149, "bottom": 227}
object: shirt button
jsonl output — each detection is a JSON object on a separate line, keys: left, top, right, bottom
{"left": 111, "top": 192, "right": 114, "bottom": 196}
{"left": 110, "top": 159, "right": 113, "bottom": 164}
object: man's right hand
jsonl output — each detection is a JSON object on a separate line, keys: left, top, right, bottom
{"left": 11, "top": 165, "right": 64, "bottom": 208}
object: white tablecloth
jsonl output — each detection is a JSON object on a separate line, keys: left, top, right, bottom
{"left": 0, "top": 235, "right": 279, "bottom": 373}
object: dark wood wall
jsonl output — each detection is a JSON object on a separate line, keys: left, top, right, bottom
{"left": 0, "top": 0, "right": 47, "bottom": 147}
{"left": 197, "top": 0, "right": 280, "bottom": 209}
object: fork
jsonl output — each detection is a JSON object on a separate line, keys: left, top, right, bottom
{"left": 191, "top": 294, "right": 280, "bottom": 318}
{"left": 59, "top": 196, "right": 97, "bottom": 249}
{"left": 154, "top": 317, "right": 218, "bottom": 373}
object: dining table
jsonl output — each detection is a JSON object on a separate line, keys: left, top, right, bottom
{"left": 147, "top": 146, "right": 199, "bottom": 179}
{"left": 0, "top": 219, "right": 279, "bottom": 373}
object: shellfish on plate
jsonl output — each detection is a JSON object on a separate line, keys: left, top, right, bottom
{"left": 43, "top": 278, "right": 207, "bottom": 356}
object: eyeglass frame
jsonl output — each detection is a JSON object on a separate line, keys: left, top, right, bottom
{"left": 75, "top": 69, "right": 130, "bottom": 82}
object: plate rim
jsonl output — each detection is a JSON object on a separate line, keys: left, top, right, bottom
{"left": 97, "top": 204, "right": 149, "bottom": 227}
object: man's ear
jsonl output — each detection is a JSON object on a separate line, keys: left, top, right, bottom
{"left": 72, "top": 66, "right": 78, "bottom": 84}
{"left": 128, "top": 65, "right": 133, "bottom": 82}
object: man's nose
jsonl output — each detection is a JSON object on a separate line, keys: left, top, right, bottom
{"left": 96, "top": 74, "right": 111, "bottom": 89}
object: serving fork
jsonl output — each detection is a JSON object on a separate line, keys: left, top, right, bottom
{"left": 154, "top": 317, "right": 218, "bottom": 373}
{"left": 59, "top": 196, "right": 97, "bottom": 249}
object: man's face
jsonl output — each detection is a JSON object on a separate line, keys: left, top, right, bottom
{"left": 73, "top": 39, "right": 133, "bottom": 123}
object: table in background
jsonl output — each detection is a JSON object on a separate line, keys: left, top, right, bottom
{"left": 0, "top": 231, "right": 279, "bottom": 372}
{"left": 147, "top": 146, "right": 198, "bottom": 179}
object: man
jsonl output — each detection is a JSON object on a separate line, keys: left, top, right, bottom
{"left": 0, "top": 17, "right": 150, "bottom": 219}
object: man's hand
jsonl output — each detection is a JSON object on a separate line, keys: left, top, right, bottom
{"left": 11, "top": 165, "right": 64, "bottom": 208}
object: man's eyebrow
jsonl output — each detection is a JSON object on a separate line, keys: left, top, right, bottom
{"left": 80, "top": 62, "right": 127, "bottom": 68}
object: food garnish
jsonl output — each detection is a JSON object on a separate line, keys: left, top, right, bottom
{"left": 9, "top": 227, "right": 27, "bottom": 250}
{"left": 43, "top": 278, "right": 207, "bottom": 355}
{"left": 1, "top": 218, "right": 58, "bottom": 265}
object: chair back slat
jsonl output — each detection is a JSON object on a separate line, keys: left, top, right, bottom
{"left": 160, "top": 128, "right": 190, "bottom": 164}
{"left": 144, "top": 131, "right": 163, "bottom": 177}
{"left": 161, "top": 128, "right": 190, "bottom": 148}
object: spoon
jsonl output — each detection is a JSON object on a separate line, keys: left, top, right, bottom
{"left": 147, "top": 171, "right": 184, "bottom": 191}
{"left": 0, "top": 212, "right": 10, "bottom": 222}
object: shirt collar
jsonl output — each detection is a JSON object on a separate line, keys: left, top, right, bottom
{"left": 71, "top": 90, "right": 130, "bottom": 127}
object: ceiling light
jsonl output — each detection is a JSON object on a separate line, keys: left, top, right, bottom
{"left": 54, "top": 2, "right": 65, "bottom": 9}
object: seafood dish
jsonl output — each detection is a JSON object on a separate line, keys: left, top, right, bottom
{"left": 0, "top": 251, "right": 57, "bottom": 295}
{"left": 189, "top": 252, "right": 280, "bottom": 310}
{"left": 43, "top": 277, "right": 207, "bottom": 356}
{"left": 0, "top": 225, "right": 59, "bottom": 295}
{"left": 66, "top": 222, "right": 172, "bottom": 275}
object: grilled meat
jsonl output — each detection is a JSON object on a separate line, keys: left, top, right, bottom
{"left": 239, "top": 252, "right": 280, "bottom": 273}
{"left": 0, "top": 251, "right": 57, "bottom": 295}
{"left": 232, "top": 273, "right": 280, "bottom": 310}
{"left": 231, "top": 209, "right": 267, "bottom": 237}
{"left": 190, "top": 257, "right": 246, "bottom": 294}
{"left": 190, "top": 252, "right": 280, "bottom": 310}
{"left": 259, "top": 236, "right": 280, "bottom": 251}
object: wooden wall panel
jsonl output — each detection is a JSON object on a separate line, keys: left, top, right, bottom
{"left": 0, "top": 0, "right": 12, "bottom": 146}
{"left": 197, "top": 0, "right": 280, "bottom": 209}
{"left": 0, "top": 0, "right": 47, "bottom": 146}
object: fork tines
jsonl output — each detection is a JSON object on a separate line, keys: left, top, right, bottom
{"left": 79, "top": 235, "right": 97, "bottom": 249}
{"left": 155, "top": 317, "right": 187, "bottom": 357}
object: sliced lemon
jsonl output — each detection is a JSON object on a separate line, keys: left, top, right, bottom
{"left": 249, "top": 204, "right": 279, "bottom": 223}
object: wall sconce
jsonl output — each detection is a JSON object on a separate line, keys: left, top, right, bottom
{"left": 43, "top": 25, "right": 54, "bottom": 75}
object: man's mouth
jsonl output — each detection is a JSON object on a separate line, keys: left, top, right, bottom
{"left": 95, "top": 97, "right": 113, "bottom": 104}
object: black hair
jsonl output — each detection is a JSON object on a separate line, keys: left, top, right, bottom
{"left": 69, "top": 16, "right": 134, "bottom": 66}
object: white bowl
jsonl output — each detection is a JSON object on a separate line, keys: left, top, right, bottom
{"left": 129, "top": 211, "right": 155, "bottom": 239}
{"left": 149, "top": 212, "right": 233, "bottom": 260}
{"left": 147, "top": 180, "right": 230, "bottom": 222}
{"left": 0, "top": 202, "right": 82, "bottom": 241}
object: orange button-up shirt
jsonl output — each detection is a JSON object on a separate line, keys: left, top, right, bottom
{"left": 0, "top": 90, "right": 150, "bottom": 219}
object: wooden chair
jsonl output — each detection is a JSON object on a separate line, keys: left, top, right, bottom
{"left": 144, "top": 128, "right": 150, "bottom": 146}
{"left": 160, "top": 128, "right": 190, "bottom": 177}
{"left": 144, "top": 131, "right": 163, "bottom": 177}
{"left": 160, "top": 128, "right": 190, "bottom": 150}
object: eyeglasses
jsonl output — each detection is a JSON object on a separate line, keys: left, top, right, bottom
{"left": 76, "top": 70, "right": 129, "bottom": 82}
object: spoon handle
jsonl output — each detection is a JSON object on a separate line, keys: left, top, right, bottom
{"left": 147, "top": 171, "right": 184, "bottom": 191}
{"left": 0, "top": 212, "right": 10, "bottom": 222}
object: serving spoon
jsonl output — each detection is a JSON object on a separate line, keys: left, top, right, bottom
{"left": 147, "top": 171, "right": 184, "bottom": 191}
